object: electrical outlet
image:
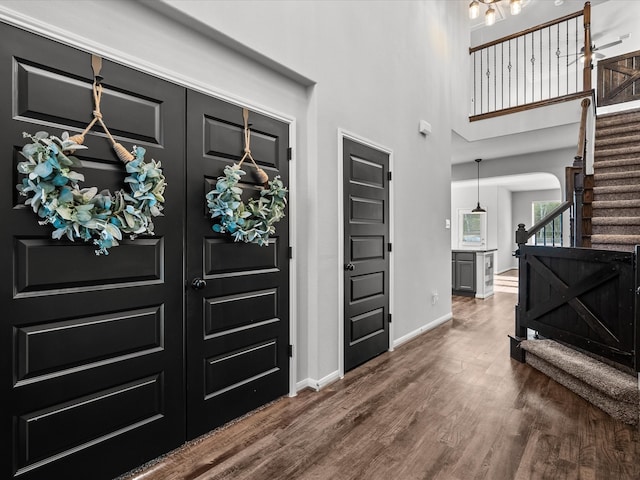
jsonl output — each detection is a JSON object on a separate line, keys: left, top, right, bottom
{"left": 431, "top": 289, "right": 439, "bottom": 305}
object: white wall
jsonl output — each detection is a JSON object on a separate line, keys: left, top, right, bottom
{"left": 0, "top": 1, "right": 468, "bottom": 387}
{"left": 496, "top": 186, "right": 515, "bottom": 273}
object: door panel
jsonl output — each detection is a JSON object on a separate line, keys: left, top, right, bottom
{"left": 1, "top": 23, "right": 185, "bottom": 480}
{"left": 186, "top": 91, "right": 290, "bottom": 439}
{"left": 343, "top": 138, "right": 390, "bottom": 372}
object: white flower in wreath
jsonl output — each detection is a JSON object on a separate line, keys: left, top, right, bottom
{"left": 16, "top": 131, "right": 166, "bottom": 255}
{"left": 206, "top": 164, "right": 287, "bottom": 246}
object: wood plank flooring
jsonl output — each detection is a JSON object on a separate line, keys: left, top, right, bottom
{"left": 122, "top": 292, "right": 640, "bottom": 480}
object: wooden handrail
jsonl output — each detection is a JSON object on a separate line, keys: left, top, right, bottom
{"left": 583, "top": 2, "right": 592, "bottom": 91}
{"left": 469, "top": 7, "right": 586, "bottom": 54}
{"left": 575, "top": 97, "right": 591, "bottom": 163}
{"left": 470, "top": 2, "right": 592, "bottom": 119}
{"left": 516, "top": 200, "right": 573, "bottom": 245}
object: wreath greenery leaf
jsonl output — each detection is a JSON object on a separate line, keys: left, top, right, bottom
{"left": 206, "top": 164, "right": 287, "bottom": 246}
{"left": 16, "top": 131, "right": 166, "bottom": 255}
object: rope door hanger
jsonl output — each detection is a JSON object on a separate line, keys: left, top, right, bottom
{"left": 15, "top": 55, "right": 166, "bottom": 255}
{"left": 205, "top": 108, "right": 288, "bottom": 246}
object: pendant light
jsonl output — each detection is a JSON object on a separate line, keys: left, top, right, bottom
{"left": 472, "top": 158, "right": 486, "bottom": 213}
{"left": 468, "top": 0, "right": 524, "bottom": 26}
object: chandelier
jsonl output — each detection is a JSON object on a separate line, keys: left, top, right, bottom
{"left": 469, "top": 0, "right": 522, "bottom": 27}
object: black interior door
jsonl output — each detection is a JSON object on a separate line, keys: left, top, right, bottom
{"left": 0, "top": 23, "right": 186, "bottom": 480}
{"left": 343, "top": 137, "right": 390, "bottom": 372}
{"left": 185, "top": 91, "right": 290, "bottom": 439}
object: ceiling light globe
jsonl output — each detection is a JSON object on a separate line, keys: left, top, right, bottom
{"left": 469, "top": 0, "right": 480, "bottom": 20}
{"left": 485, "top": 6, "right": 496, "bottom": 26}
{"left": 510, "top": 0, "right": 522, "bottom": 15}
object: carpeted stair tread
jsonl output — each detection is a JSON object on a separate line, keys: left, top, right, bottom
{"left": 591, "top": 234, "right": 640, "bottom": 244}
{"left": 596, "top": 108, "right": 640, "bottom": 127}
{"left": 519, "top": 339, "right": 638, "bottom": 403}
{"left": 593, "top": 184, "right": 640, "bottom": 194}
{"left": 596, "top": 123, "right": 640, "bottom": 138}
{"left": 524, "top": 354, "right": 638, "bottom": 425}
{"left": 592, "top": 216, "right": 640, "bottom": 226}
{"left": 593, "top": 158, "right": 640, "bottom": 170}
{"left": 594, "top": 144, "right": 640, "bottom": 158}
{"left": 596, "top": 133, "right": 640, "bottom": 148}
{"left": 592, "top": 199, "right": 640, "bottom": 209}
{"left": 594, "top": 170, "right": 640, "bottom": 181}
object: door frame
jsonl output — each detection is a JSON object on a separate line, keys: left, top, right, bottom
{"left": 0, "top": 12, "right": 299, "bottom": 398}
{"left": 337, "top": 129, "right": 394, "bottom": 378}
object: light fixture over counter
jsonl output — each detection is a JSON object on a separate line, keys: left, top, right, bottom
{"left": 469, "top": 0, "right": 522, "bottom": 27}
{"left": 472, "top": 159, "right": 486, "bottom": 213}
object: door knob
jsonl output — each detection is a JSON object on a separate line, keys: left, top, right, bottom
{"left": 344, "top": 263, "right": 355, "bottom": 271}
{"left": 191, "top": 278, "right": 207, "bottom": 290}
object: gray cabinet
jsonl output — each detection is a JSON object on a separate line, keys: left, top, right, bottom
{"left": 452, "top": 251, "right": 476, "bottom": 296}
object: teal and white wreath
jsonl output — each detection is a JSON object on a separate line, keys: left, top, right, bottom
{"left": 206, "top": 164, "right": 287, "bottom": 246}
{"left": 16, "top": 131, "right": 166, "bottom": 255}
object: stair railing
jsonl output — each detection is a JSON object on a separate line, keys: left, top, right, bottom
{"left": 515, "top": 200, "right": 573, "bottom": 249}
{"left": 566, "top": 96, "right": 593, "bottom": 247}
{"left": 470, "top": 1, "right": 593, "bottom": 121}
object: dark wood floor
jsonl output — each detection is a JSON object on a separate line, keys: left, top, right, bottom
{"left": 123, "top": 292, "right": 640, "bottom": 480}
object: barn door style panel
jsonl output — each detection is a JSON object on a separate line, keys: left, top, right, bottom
{"left": 0, "top": 23, "right": 186, "bottom": 480}
{"left": 186, "top": 92, "right": 290, "bottom": 439}
{"left": 343, "top": 138, "right": 390, "bottom": 372}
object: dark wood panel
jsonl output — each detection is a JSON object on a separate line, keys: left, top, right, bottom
{"left": 351, "top": 236, "right": 384, "bottom": 261}
{"left": 350, "top": 308, "right": 385, "bottom": 342}
{"left": 204, "top": 116, "right": 279, "bottom": 171}
{"left": 16, "top": 374, "right": 162, "bottom": 474}
{"left": 518, "top": 245, "right": 635, "bottom": 367}
{"left": 205, "top": 289, "right": 278, "bottom": 335}
{"left": 205, "top": 340, "right": 278, "bottom": 396}
{"left": 15, "top": 58, "right": 162, "bottom": 144}
{"left": 597, "top": 50, "right": 640, "bottom": 107}
{"left": 186, "top": 90, "right": 289, "bottom": 439}
{"left": 14, "top": 238, "right": 163, "bottom": 296}
{"left": 350, "top": 155, "right": 384, "bottom": 188}
{"left": 351, "top": 272, "right": 384, "bottom": 302}
{"left": 204, "top": 238, "right": 278, "bottom": 277}
{"left": 16, "top": 306, "right": 162, "bottom": 381}
{"left": 1, "top": 22, "right": 186, "bottom": 480}
{"left": 350, "top": 196, "right": 384, "bottom": 223}
{"left": 343, "top": 138, "right": 389, "bottom": 372}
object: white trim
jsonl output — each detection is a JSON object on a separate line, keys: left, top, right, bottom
{"left": 297, "top": 370, "right": 342, "bottom": 392}
{"left": 337, "top": 129, "right": 395, "bottom": 378}
{"left": 393, "top": 313, "right": 453, "bottom": 349}
{"left": 0, "top": 9, "right": 300, "bottom": 398}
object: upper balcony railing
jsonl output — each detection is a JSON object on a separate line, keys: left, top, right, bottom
{"left": 469, "top": 2, "right": 593, "bottom": 121}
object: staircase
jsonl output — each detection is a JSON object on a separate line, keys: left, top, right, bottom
{"left": 591, "top": 108, "right": 640, "bottom": 251}
{"left": 514, "top": 107, "right": 640, "bottom": 426}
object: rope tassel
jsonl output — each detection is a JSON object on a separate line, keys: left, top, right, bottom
{"left": 68, "top": 55, "right": 134, "bottom": 163}
{"left": 237, "top": 107, "right": 269, "bottom": 185}
{"left": 113, "top": 142, "right": 134, "bottom": 162}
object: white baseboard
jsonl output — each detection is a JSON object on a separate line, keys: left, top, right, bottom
{"left": 393, "top": 312, "right": 453, "bottom": 349}
{"left": 496, "top": 267, "right": 517, "bottom": 275}
{"left": 296, "top": 370, "right": 342, "bottom": 392}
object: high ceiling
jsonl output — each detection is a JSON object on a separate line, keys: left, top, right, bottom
{"left": 453, "top": 0, "right": 635, "bottom": 191}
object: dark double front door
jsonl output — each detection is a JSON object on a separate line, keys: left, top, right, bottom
{"left": 0, "top": 23, "right": 289, "bottom": 480}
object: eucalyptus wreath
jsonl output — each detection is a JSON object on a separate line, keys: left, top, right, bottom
{"left": 206, "top": 164, "right": 287, "bottom": 246}
{"left": 16, "top": 131, "right": 166, "bottom": 255}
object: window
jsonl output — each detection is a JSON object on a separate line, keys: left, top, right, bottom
{"left": 458, "top": 210, "right": 486, "bottom": 248}
{"left": 532, "top": 200, "right": 562, "bottom": 246}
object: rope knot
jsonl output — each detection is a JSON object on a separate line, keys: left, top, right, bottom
{"left": 244, "top": 146, "right": 251, "bottom": 154}
{"left": 92, "top": 110, "right": 102, "bottom": 119}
